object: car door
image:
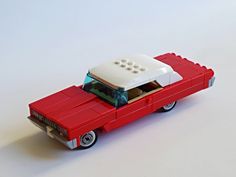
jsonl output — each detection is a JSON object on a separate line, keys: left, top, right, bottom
{"left": 114, "top": 94, "right": 154, "bottom": 128}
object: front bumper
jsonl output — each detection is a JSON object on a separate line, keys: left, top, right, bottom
{"left": 28, "top": 116, "right": 77, "bottom": 149}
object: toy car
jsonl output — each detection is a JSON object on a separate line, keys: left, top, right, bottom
{"left": 28, "top": 53, "right": 215, "bottom": 149}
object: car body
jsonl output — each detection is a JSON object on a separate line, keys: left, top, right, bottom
{"left": 28, "top": 53, "right": 215, "bottom": 149}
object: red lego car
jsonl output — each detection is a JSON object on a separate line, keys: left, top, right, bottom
{"left": 28, "top": 53, "right": 215, "bottom": 149}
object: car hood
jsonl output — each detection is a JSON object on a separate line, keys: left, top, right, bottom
{"left": 29, "top": 86, "right": 115, "bottom": 130}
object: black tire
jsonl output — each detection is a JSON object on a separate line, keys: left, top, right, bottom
{"left": 79, "top": 130, "right": 97, "bottom": 149}
{"left": 160, "top": 101, "right": 177, "bottom": 112}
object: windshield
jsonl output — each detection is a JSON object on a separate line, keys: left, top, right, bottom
{"left": 82, "top": 73, "right": 128, "bottom": 108}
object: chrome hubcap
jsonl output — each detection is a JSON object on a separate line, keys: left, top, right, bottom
{"left": 163, "top": 102, "right": 176, "bottom": 110}
{"left": 80, "top": 131, "right": 96, "bottom": 147}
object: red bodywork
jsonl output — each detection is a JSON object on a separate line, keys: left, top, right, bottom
{"left": 29, "top": 53, "right": 214, "bottom": 147}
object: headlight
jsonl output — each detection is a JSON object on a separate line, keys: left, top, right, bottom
{"left": 31, "top": 110, "right": 43, "bottom": 120}
{"left": 31, "top": 110, "right": 68, "bottom": 136}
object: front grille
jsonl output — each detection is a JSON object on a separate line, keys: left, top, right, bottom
{"left": 31, "top": 110, "right": 67, "bottom": 136}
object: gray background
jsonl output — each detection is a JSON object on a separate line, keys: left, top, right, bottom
{"left": 0, "top": 0, "right": 235, "bottom": 177}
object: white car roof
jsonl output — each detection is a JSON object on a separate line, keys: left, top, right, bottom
{"left": 89, "top": 55, "right": 183, "bottom": 91}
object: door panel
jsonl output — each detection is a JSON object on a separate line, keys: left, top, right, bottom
{"left": 104, "top": 96, "right": 153, "bottom": 131}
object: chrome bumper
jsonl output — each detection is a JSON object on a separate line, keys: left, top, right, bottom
{"left": 208, "top": 76, "right": 215, "bottom": 87}
{"left": 28, "top": 116, "right": 77, "bottom": 149}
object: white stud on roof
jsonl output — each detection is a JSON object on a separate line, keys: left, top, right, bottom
{"left": 89, "top": 55, "right": 183, "bottom": 91}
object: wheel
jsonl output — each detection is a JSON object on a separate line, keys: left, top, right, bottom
{"left": 160, "top": 101, "right": 177, "bottom": 112}
{"left": 79, "top": 130, "right": 97, "bottom": 149}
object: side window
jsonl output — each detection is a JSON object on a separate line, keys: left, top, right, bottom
{"left": 127, "top": 81, "right": 162, "bottom": 102}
